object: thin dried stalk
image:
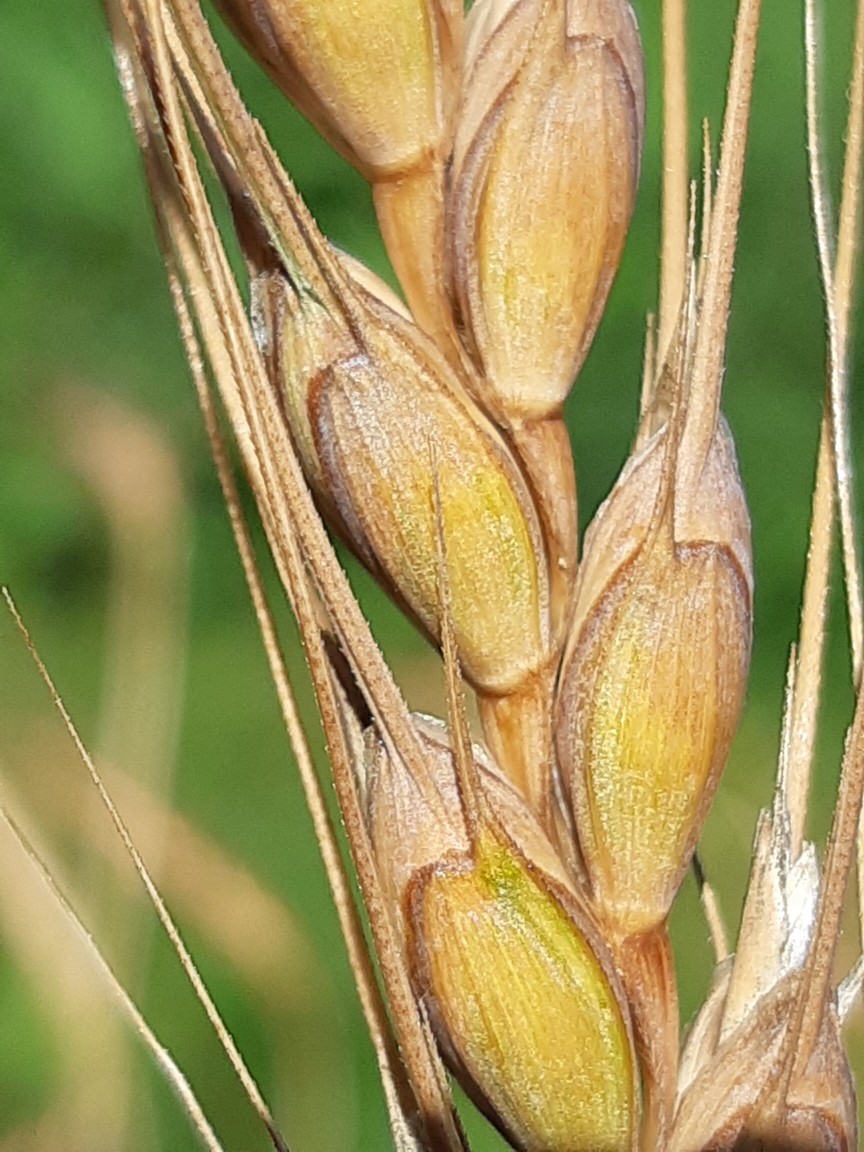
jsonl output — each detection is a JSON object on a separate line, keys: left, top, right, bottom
{"left": 805, "top": 0, "right": 864, "bottom": 687}
{"left": 0, "top": 785, "right": 225, "bottom": 1152}
{"left": 3, "top": 589, "right": 290, "bottom": 1152}
{"left": 657, "top": 0, "right": 688, "bottom": 365}
{"left": 780, "top": 0, "right": 864, "bottom": 1075}
{"left": 787, "top": 0, "right": 864, "bottom": 857}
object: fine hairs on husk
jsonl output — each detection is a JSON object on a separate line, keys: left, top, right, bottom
{"left": 0, "top": 1, "right": 863, "bottom": 1151}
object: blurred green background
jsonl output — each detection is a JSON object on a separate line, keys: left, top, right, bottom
{"left": 1, "top": 1, "right": 863, "bottom": 1149}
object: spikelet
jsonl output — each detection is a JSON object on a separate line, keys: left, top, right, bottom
{"left": 214, "top": 0, "right": 463, "bottom": 349}
{"left": 450, "top": 0, "right": 643, "bottom": 422}
{"left": 552, "top": 0, "right": 760, "bottom": 1117}
{"left": 553, "top": 313, "right": 752, "bottom": 1143}
{"left": 670, "top": 695, "right": 862, "bottom": 1150}
{"left": 251, "top": 249, "right": 557, "bottom": 814}
{"left": 554, "top": 382, "right": 752, "bottom": 938}
{"left": 363, "top": 714, "right": 639, "bottom": 1152}
{"left": 448, "top": 0, "right": 644, "bottom": 623}
{"left": 255, "top": 264, "right": 546, "bottom": 689}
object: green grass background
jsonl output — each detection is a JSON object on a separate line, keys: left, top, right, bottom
{"left": 1, "top": 1, "right": 863, "bottom": 1149}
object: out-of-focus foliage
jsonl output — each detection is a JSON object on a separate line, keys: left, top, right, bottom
{"left": 0, "top": 2, "right": 861, "bottom": 1149}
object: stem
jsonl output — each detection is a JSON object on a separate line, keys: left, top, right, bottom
{"left": 658, "top": 0, "right": 689, "bottom": 366}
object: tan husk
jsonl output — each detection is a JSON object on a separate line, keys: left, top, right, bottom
{"left": 213, "top": 0, "right": 460, "bottom": 177}
{"left": 555, "top": 398, "right": 753, "bottom": 936}
{"left": 672, "top": 973, "right": 856, "bottom": 1151}
{"left": 447, "top": 0, "right": 643, "bottom": 627}
{"left": 673, "top": 922, "right": 858, "bottom": 1150}
{"left": 213, "top": 0, "right": 464, "bottom": 349}
{"left": 364, "top": 714, "right": 639, "bottom": 1152}
{"left": 255, "top": 261, "right": 551, "bottom": 699}
{"left": 450, "top": 0, "right": 644, "bottom": 422}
